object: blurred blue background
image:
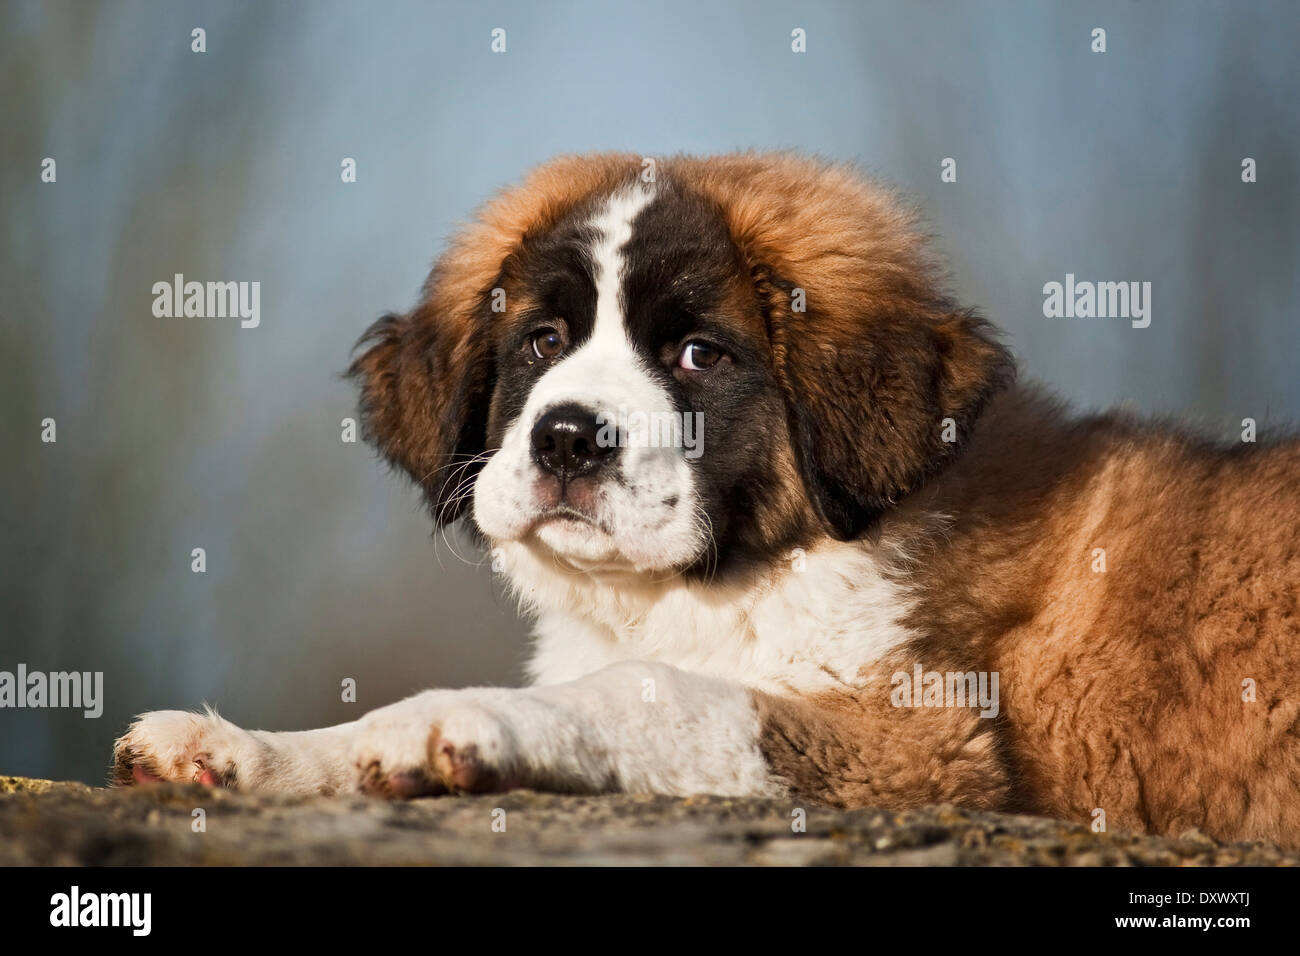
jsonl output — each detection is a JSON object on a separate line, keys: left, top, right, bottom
{"left": 3, "top": 0, "right": 1298, "bottom": 783}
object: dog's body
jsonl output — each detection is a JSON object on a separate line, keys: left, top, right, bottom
{"left": 115, "top": 153, "right": 1300, "bottom": 847}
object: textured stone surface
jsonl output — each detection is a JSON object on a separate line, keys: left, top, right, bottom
{"left": 1, "top": 776, "right": 1296, "bottom": 866}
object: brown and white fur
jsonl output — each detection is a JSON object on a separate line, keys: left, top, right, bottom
{"left": 114, "top": 152, "right": 1300, "bottom": 847}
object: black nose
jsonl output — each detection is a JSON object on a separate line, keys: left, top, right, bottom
{"left": 530, "top": 404, "right": 616, "bottom": 480}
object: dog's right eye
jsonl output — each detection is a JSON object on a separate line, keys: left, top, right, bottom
{"left": 529, "top": 327, "right": 564, "bottom": 361}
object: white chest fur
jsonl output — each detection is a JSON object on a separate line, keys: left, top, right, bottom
{"left": 500, "top": 538, "right": 917, "bottom": 694}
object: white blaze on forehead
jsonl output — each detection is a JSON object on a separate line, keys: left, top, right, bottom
{"left": 516, "top": 182, "right": 664, "bottom": 424}
{"left": 587, "top": 184, "right": 655, "bottom": 353}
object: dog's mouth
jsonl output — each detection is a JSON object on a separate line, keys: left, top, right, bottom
{"left": 521, "top": 505, "right": 628, "bottom": 569}
{"left": 530, "top": 505, "right": 607, "bottom": 534}
{"left": 525, "top": 472, "right": 612, "bottom": 537}
{"left": 474, "top": 460, "right": 705, "bottom": 576}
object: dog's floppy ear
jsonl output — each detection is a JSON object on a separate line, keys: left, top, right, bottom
{"left": 770, "top": 291, "right": 1012, "bottom": 539}
{"left": 676, "top": 153, "right": 1014, "bottom": 539}
{"left": 349, "top": 285, "right": 495, "bottom": 526}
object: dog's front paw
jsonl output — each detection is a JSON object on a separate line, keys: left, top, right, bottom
{"left": 352, "top": 692, "right": 522, "bottom": 799}
{"left": 113, "top": 709, "right": 265, "bottom": 789}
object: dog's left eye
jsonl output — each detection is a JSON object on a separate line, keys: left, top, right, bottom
{"left": 530, "top": 328, "right": 564, "bottom": 360}
{"left": 678, "top": 340, "right": 723, "bottom": 371}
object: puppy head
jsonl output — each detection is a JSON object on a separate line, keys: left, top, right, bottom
{"left": 351, "top": 152, "right": 1013, "bottom": 579}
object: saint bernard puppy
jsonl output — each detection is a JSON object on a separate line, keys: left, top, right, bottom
{"left": 115, "top": 152, "right": 1300, "bottom": 848}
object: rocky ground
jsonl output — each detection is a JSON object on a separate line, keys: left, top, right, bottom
{"left": 2, "top": 775, "right": 1295, "bottom": 866}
